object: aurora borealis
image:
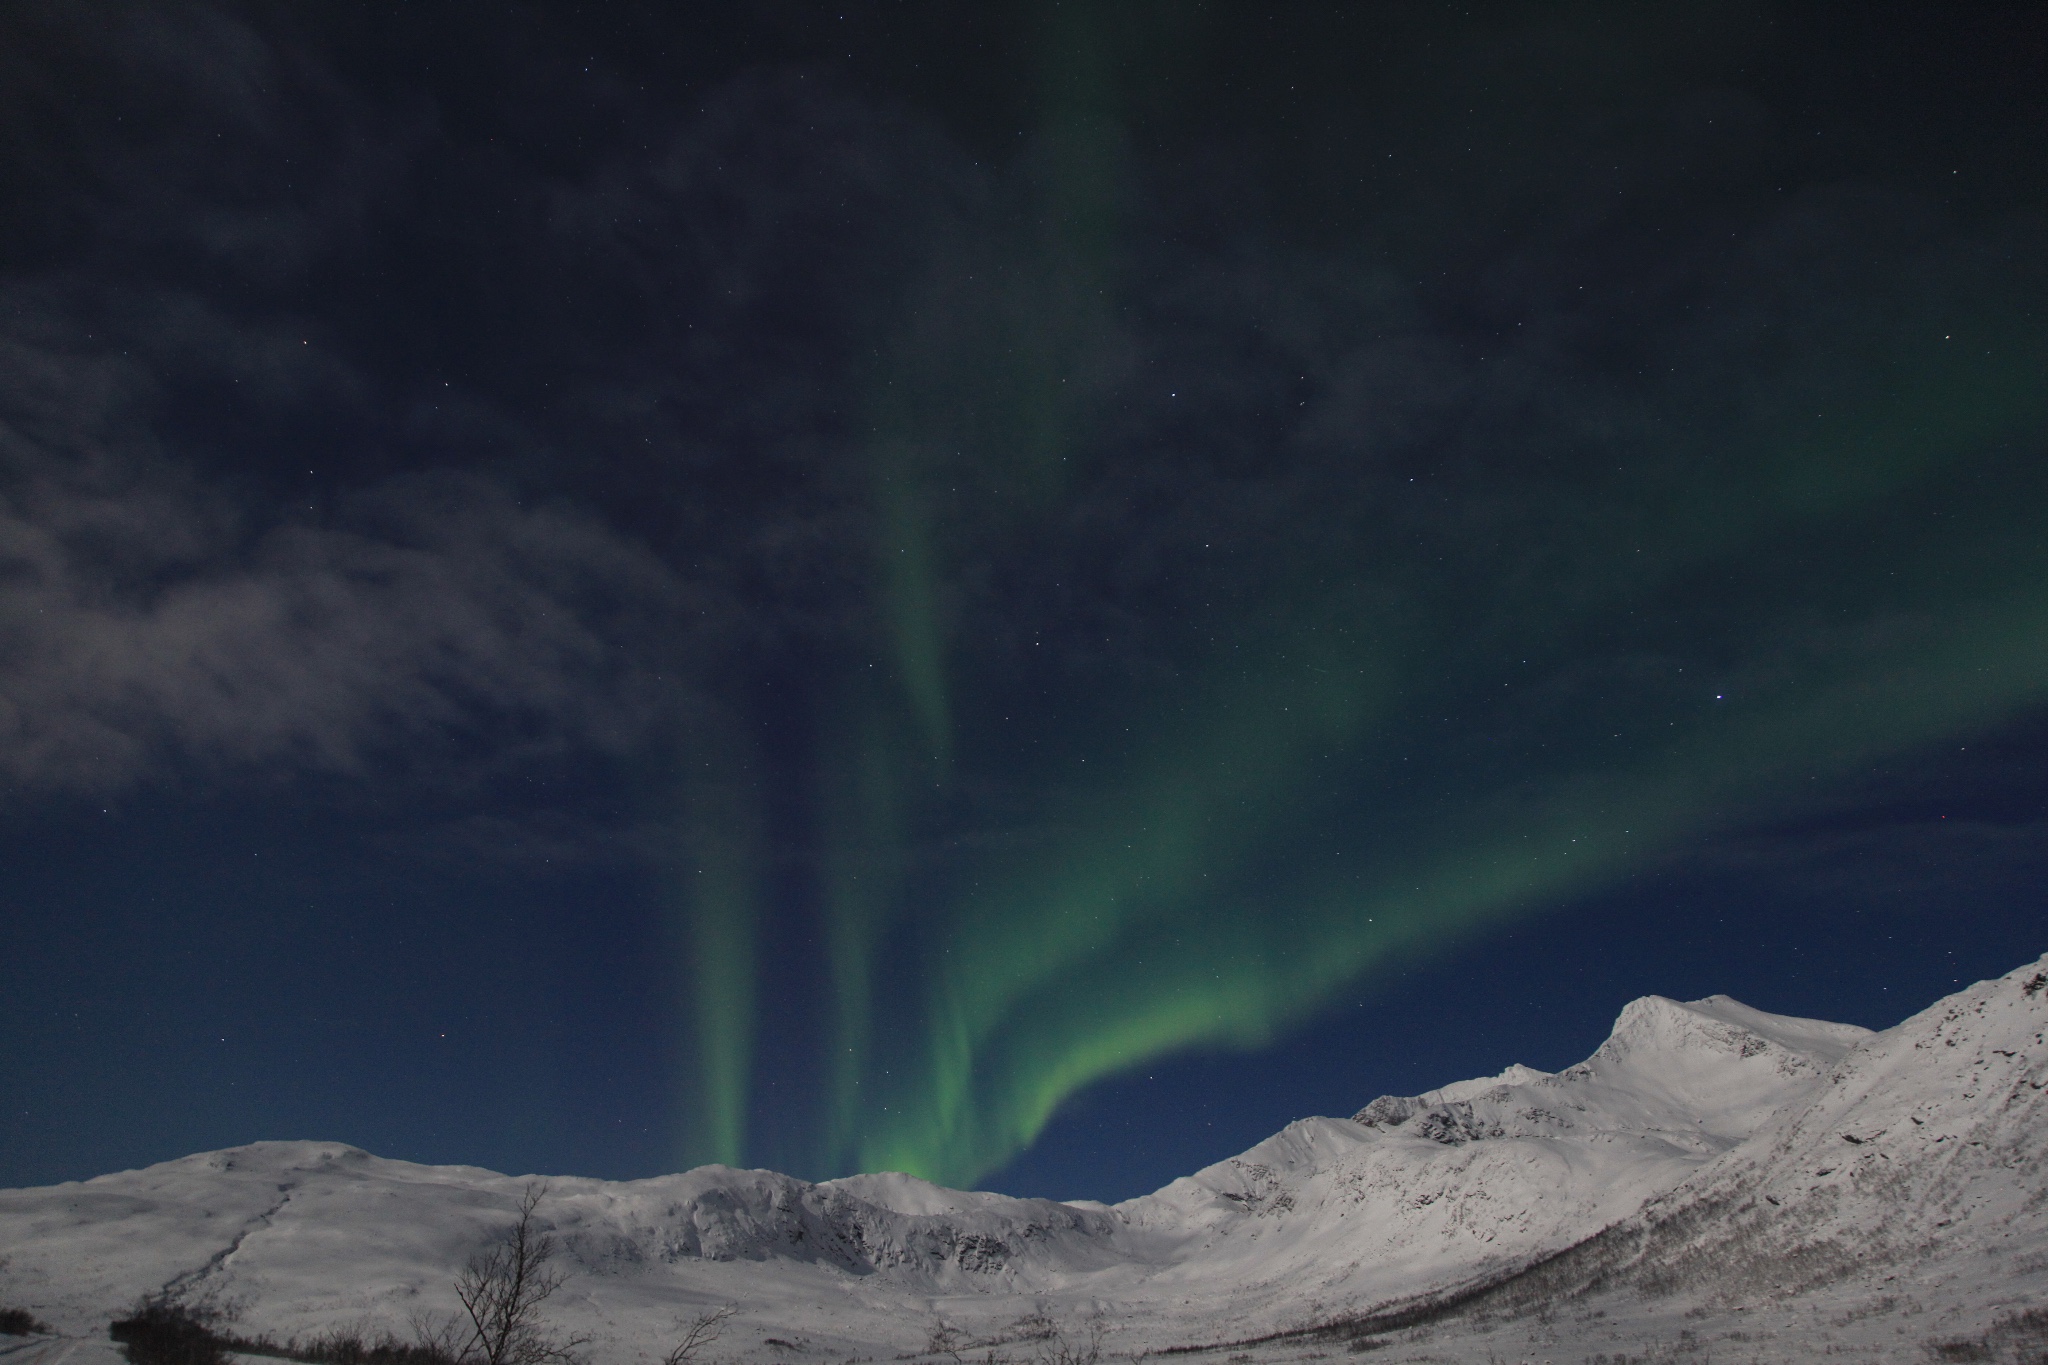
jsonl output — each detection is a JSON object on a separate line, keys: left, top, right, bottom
{"left": 3, "top": 1, "right": 2045, "bottom": 1197}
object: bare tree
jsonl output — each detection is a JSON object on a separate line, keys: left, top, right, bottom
{"left": 924, "top": 1318, "right": 968, "bottom": 1365}
{"left": 453, "top": 1183, "right": 589, "bottom": 1365}
{"left": 1028, "top": 1316, "right": 1103, "bottom": 1365}
{"left": 1009, "top": 1310, "right": 1057, "bottom": 1343}
{"left": 660, "top": 1304, "right": 735, "bottom": 1365}
{"left": 410, "top": 1309, "right": 474, "bottom": 1365}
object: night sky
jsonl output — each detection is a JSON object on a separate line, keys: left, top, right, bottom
{"left": 3, "top": 1, "right": 2045, "bottom": 1203}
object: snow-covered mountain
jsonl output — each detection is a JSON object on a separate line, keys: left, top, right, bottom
{"left": 3, "top": 956, "right": 2043, "bottom": 1365}
{"left": 1364, "top": 952, "right": 2048, "bottom": 1361}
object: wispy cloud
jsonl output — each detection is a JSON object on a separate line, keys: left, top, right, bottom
{"left": 0, "top": 392, "right": 693, "bottom": 792}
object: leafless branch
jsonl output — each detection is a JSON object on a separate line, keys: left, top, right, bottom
{"left": 1028, "top": 1315, "right": 1103, "bottom": 1365}
{"left": 660, "top": 1304, "right": 735, "bottom": 1365}
{"left": 453, "top": 1182, "right": 589, "bottom": 1365}
{"left": 925, "top": 1319, "right": 968, "bottom": 1365}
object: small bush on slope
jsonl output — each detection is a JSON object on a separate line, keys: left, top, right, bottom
{"left": 293, "top": 1325, "right": 459, "bottom": 1365}
{"left": 1, "top": 1307, "right": 52, "bottom": 1335}
{"left": 1925, "top": 1307, "right": 2048, "bottom": 1365}
{"left": 111, "top": 1301, "right": 463, "bottom": 1365}
{"left": 111, "top": 1295, "right": 234, "bottom": 1365}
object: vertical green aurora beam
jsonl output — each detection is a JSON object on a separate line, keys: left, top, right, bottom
{"left": 818, "top": 1, "right": 1134, "bottom": 1178}
{"left": 819, "top": 701, "right": 911, "bottom": 1168}
{"left": 861, "top": 0, "right": 1124, "bottom": 765}
{"left": 675, "top": 726, "right": 763, "bottom": 1169}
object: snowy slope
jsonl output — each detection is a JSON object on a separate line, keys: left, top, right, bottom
{"left": 2, "top": 966, "right": 2040, "bottom": 1365}
{"left": 1285, "top": 953, "right": 2048, "bottom": 1363}
{"left": 0, "top": 1152, "right": 1125, "bottom": 1357}
{"left": 1443, "top": 954, "right": 2048, "bottom": 1315}
{"left": 1071, "top": 992, "right": 1870, "bottom": 1336}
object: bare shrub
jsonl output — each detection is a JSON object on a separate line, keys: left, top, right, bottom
{"left": 924, "top": 1319, "right": 969, "bottom": 1365}
{"left": 451, "top": 1182, "right": 589, "bottom": 1365}
{"left": 1009, "top": 1310, "right": 1057, "bottom": 1343}
{"left": 1029, "top": 1316, "right": 1103, "bottom": 1365}
{"left": 0, "top": 1255, "right": 45, "bottom": 1336}
{"left": 1, "top": 1307, "right": 52, "bottom": 1336}
{"left": 1924, "top": 1306, "right": 2048, "bottom": 1364}
{"left": 409, "top": 1308, "right": 477, "bottom": 1364}
{"left": 296, "top": 1322, "right": 461, "bottom": 1365}
{"left": 110, "top": 1294, "right": 237, "bottom": 1365}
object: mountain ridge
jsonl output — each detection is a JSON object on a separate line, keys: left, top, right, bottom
{"left": 3, "top": 960, "right": 2042, "bottom": 1364}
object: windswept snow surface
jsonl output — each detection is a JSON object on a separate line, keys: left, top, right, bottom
{"left": 2, "top": 961, "right": 2043, "bottom": 1365}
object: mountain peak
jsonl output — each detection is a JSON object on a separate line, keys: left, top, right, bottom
{"left": 1569, "top": 993, "right": 1871, "bottom": 1139}
{"left": 1592, "top": 992, "right": 1870, "bottom": 1070}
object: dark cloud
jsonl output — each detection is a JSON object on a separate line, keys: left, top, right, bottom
{"left": 6, "top": 0, "right": 2041, "bottom": 806}
{"left": 0, "top": 3, "right": 927, "bottom": 799}
{"left": 0, "top": 417, "right": 693, "bottom": 793}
